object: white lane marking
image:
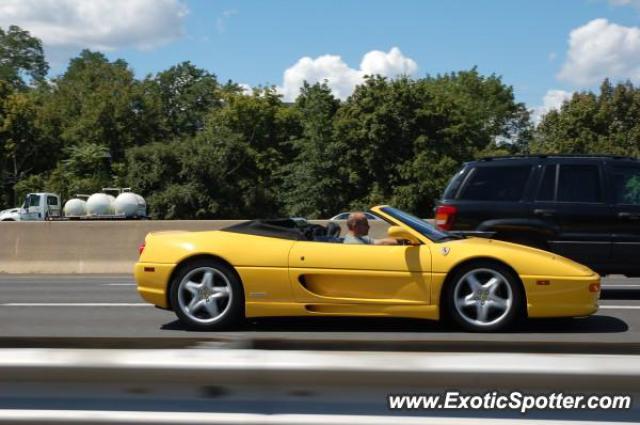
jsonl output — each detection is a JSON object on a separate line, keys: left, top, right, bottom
{"left": 599, "top": 305, "right": 640, "bottom": 310}
{"left": 0, "top": 276, "right": 132, "bottom": 280}
{"left": 102, "top": 283, "right": 136, "bottom": 286}
{"left": 602, "top": 284, "right": 640, "bottom": 288}
{"left": 1, "top": 303, "right": 150, "bottom": 307}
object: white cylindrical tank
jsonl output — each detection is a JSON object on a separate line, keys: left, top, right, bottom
{"left": 86, "top": 193, "right": 114, "bottom": 216}
{"left": 114, "top": 192, "right": 146, "bottom": 217}
{"left": 63, "top": 198, "right": 87, "bottom": 217}
{"left": 135, "top": 194, "right": 147, "bottom": 217}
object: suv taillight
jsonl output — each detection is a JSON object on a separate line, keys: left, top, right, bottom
{"left": 435, "top": 205, "right": 457, "bottom": 230}
{"left": 138, "top": 242, "right": 145, "bottom": 256}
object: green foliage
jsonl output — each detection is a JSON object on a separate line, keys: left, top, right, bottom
{"left": 58, "top": 143, "right": 113, "bottom": 197}
{"left": 125, "top": 86, "right": 302, "bottom": 219}
{"left": 39, "top": 50, "right": 149, "bottom": 163}
{"left": 205, "top": 87, "right": 301, "bottom": 216}
{"left": 532, "top": 79, "right": 640, "bottom": 156}
{"left": 142, "top": 62, "right": 222, "bottom": 139}
{"left": 126, "top": 128, "right": 261, "bottom": 219}
{"left": 623, "top": 175, "right": 640, "bottom": 205}
{"left": 63, "top": 143, "right": 112, "bottom": 177}
{"left": 13, "top": 173, "right": 45, "bottom": 202}
{"left": 0, "top": 25, "right": 48, "bottom": 89}
{"left": 0, "top": 89, "right": 50, "bottom": 205}
{"left": 280, "top": 82, "right": 342, "bottom": 218}
{"left": 9, "top": 140, "right": 116, "bottom": 205}
{"left": 332, "top": 71, "right": 530, "bottom": 213}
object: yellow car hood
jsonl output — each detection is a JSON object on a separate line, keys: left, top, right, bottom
{"left": 433, "top": 236, "right": 596, "bottom": 277}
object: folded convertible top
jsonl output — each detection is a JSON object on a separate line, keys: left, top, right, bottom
{"left": 221, "top": 219, "right": 307, "bottom": 241}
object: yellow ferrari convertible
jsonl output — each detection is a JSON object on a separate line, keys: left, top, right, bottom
{"left": 134, "top": 206, "right": 600, "bottom": 332}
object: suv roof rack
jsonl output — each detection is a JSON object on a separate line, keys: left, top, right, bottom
{"left": 478, "top": 154, "right": 636, "bottom": 161}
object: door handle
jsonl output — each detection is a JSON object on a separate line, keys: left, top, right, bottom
{"left": 534, "top": 209, "right": 556, "bottom": 217}
{"left": 618, "top": 212, "right": 640, "bottom": 219}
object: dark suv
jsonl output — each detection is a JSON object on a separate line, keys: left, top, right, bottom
{"left": 436, "top": 155, "right": 640, "bottom": 276}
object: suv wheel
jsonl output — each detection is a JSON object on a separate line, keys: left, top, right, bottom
{"left": 446, "top": 261, "right": 523, "bottom": 332}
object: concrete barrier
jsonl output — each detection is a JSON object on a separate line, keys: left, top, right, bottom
{"left": 0, "top": 220, "right": 390, "bottom": 274}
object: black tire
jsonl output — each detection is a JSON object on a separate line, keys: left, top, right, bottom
{"left": 444, "top": 261, "right": 524, "bottom": 332}
{"left": 169, "top": 259, "right": 244, "bottom": 331}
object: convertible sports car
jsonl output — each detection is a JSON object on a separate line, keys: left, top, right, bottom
{"left": 134, "top": 206, "right": 601, "bottom": 332}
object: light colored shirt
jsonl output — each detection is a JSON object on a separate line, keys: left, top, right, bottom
{"left": 343, "top": 234, "right": 374, "bottom": 245}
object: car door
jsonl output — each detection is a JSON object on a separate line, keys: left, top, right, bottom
{"left": 288, "top": 241, "right": 431, "bottom": 305}
{"left": 21, "top": 194, "right": 42, "bottom": 221}
{"left": 608, "top": 162, "right": 640, "bottom": 272}
{"left": 532, "top": 159, "right": 612, "bottom": 268}
{"left": 46, "top": 195, "right": 61, "bottom": 218}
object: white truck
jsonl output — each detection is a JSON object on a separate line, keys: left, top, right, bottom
{"left": 0, "top": 193, "right": 61, "bottom": 221}
{"left": 0, "top": 190, "right": 147, "bottom": 221}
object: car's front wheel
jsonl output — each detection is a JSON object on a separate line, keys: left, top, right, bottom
{"left": 170, "top": 259, "right": 244, "bottom": 330}
{"left": 446, "top": 262, "right": 523, "bottom": 332}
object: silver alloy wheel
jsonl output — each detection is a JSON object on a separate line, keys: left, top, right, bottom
{"left": 453, "top": 268, "right": 513, "bottom": 328}
{"left": 177, "top": 267, "right": 233, "bottom": 325}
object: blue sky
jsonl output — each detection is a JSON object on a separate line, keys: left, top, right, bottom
{"left": 2, "top": 0, "right": 640, "bottom": 117}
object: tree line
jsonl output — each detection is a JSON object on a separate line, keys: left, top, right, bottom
{"left": 0, "top": 25, "right": 638, "bottom": 219}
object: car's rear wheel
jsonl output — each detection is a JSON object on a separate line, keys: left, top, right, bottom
{"left": 170, "top": 259, "right": 244, "bottom": 330}
{"left": 446, "top": 262, "right": 523, "bottom": 332}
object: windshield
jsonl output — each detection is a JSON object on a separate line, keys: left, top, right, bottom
{"left": 379, "top": 206, "right": 454, "bottom": 242}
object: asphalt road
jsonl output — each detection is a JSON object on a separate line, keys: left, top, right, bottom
{"left": 0, "top": 274, "right": 639, "bottom": 351}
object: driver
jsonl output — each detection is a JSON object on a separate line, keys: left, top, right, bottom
{"left": 343, "top": 212, "right": 398, "bottom": 245}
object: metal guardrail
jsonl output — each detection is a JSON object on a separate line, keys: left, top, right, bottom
{"left": 1, "top": 348, "right": 638, "bottom": 387}
{"left": 0, "top": 349, "right": 638, "bottom": 424}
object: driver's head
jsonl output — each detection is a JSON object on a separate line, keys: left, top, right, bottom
{"left": 346, "top": 212, "right": 370, "bottom": 237}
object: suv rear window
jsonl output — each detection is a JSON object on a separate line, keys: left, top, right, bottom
{"left": 443, "top": 168, "right": 466, "bottom": 199}
{"left": 557, "top": 164, "right": 602, "bottom": 203}
{"left": 458, "top": 165, "right": 532, "bottom": 202}
{"left": 610, "top": 165, "right": 640, "bottom": 205}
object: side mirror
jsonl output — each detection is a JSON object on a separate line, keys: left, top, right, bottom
{"left": 387, "top": 225, "right": 421, "bottom": 245}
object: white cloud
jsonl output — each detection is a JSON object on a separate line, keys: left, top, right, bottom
{"left": 238, "top": 83, "right": 252, "bottom": 95}
{"left": 543, "top": 89, "right": 573, "bottom": 110}
{"left": 278, "top": 47, "right": 418, "bottom": 101}
{"left": 558, "top": 19, "right": 640, "bottom": 86}
{"left": 360, "top": 47, "right": 418, "bottom": 77}
{"left": 531, "top": 89, "right": 573, "bottom": 124}
{"left": 0, "top": 0, "right": 188, "bottom": 51}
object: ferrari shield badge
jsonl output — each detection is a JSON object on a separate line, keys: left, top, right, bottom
{"left": 440, "top": 246, "right": 450, "bottom": 256}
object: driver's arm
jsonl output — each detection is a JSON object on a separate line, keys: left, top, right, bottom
{"left": 373, "top": 237, "right": 399, "bottom": 245}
